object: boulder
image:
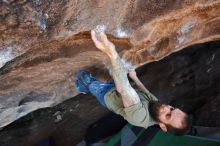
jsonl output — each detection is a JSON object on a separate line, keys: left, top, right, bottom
{"left": 0, "top": 0, "right": 220, "bottom": 129}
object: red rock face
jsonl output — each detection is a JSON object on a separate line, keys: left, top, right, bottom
{"left": 0, "top": 0, "right": 220, "bottom": 128}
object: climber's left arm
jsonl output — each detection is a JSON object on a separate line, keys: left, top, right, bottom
{"left": 128, "top": 69, "right": 150, "bottom": 94}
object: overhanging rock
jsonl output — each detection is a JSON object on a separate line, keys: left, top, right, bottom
{"left": 0, "top": 0, "right": 220, "bottom": 128}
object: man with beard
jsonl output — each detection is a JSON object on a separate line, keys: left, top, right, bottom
{"left": 75, "top": 30, "right": 191, "bottom": 136}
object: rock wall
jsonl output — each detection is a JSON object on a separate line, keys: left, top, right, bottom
{"left": 0, "top": 41, "right": 219, "bottom": 146}
{"left": 0, "top": 0, "right": 220, "bottom": 128}
{"left": 0, "top": 94, "right": 109, "bottom": 146}
{"left": 137, "top": 41, "right": 220, "bottom": 127}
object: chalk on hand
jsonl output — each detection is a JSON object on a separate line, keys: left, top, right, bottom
{"left": 95, "top": 25, "right": 107, "bottom": 33}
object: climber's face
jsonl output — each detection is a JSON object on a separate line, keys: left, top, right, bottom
{"left": 157, "top": 104, "right": 189, "bottom": 133}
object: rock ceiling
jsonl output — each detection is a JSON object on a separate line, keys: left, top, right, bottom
{"left": 0, "top": 0, "right": 220, "bottom": 128}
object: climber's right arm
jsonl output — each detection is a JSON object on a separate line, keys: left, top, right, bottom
{"left": 91, "top": 30, "right": 140, "bottom": 107}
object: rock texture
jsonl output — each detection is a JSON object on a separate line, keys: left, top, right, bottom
{"left": 0, "top": 41, "right": 219, "bottom": 146}
{"left": 137, "top": 41, "right": 220, "bottom": 127}
{"left": 0, "top": 0, "right": 220, "bottom": 128}
{"left": 0, "top": 94, "right": 109, "bottom": 146}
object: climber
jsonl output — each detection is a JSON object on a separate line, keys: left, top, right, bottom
{"left": 75, "top": 30, "right": 191, "bottom": 136}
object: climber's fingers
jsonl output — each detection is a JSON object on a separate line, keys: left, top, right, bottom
{"left": 91, "top": 30, "right": 103, "bottom": 49}
{"left": 100, "top": 32, "right": 109, "bottom": 45}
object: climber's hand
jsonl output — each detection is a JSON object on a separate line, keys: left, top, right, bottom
{"left": 91, "top": 30, "right": 117, "bottom": 58}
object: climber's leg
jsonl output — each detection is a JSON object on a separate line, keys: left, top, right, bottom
{"left": 75, "top": 70, "right": 115, "bottom": 107}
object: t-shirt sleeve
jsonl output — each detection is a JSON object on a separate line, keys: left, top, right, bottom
{"left": 145, "top": 91, "right": 158, "bottom": 101}
{"left": 135, "top": 89, "right": 158, "bottom": 102}
{"left": 123, "top": 101, "right": 154, "bottom": 128}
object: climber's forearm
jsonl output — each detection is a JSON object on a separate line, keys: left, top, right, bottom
{"left": 108, "top": 53, "right": 140, "bottom": 107}
{"left": 130, "top": 75, "right": 150, "bottom": 94}
{"left": 90, "top": 30, "right": 140, "bottom": 107}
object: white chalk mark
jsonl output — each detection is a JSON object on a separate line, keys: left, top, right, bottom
{"left": 37, "top": 12, "right": 49, "bottom": 31}
{"left": 0, "top": 47, "right": 14, "bottom": 68}
{"left": 116, "top": 28, "right": 128, "bottom": 38}
{"left": 0, "top": 45, "right": 23, "bottom": 69}
{"left": 207, "top": 53, "right": 216, "bottom": 65}
{"left": 0, "top": 48, "right": 13, "bottom": 68}
{"left": 211, "top": 54, "right": 215, "bottom": 61}
{"left": 207, "top": 68, "right": 212, "bottom": 73}
{"left": 95, "top": 25, "right": 107, "bottom": 33}
{"left": 177, "top": 35, "right": 187, "bottom": 44}
{"left": 180, "top": 21, "right": 195, "bottom": 34}
{"left": 3, "top": 0, "right": 9, "bottom": 4}
{"left": 176, "top": 21, "right": 196, "bottom": 48}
